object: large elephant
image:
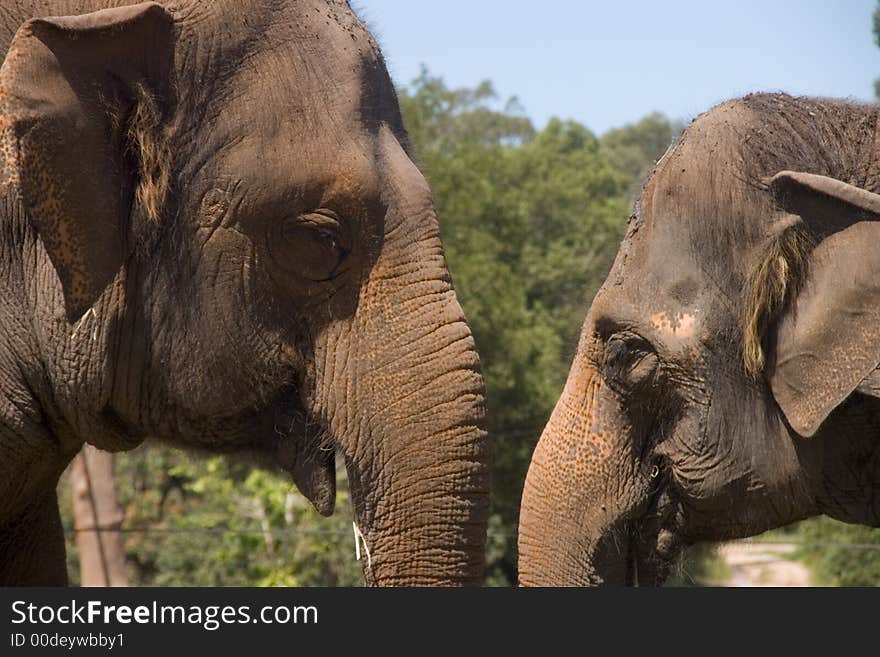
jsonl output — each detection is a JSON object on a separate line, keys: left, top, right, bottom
{"left": 519, "top": 93, "right": 880, "bottom": 585}
{"left": 0, "top": 0, "right": 490, "bottom": 586}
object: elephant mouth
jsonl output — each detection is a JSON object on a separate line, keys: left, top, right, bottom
{"left": 271, "top": 402, "right": 338, "bottom": 517}
{"left": 626, "top": 467, "right": 686, "bottom": 586}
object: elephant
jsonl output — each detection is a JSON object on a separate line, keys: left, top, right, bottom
{"left": 519, "top": 93, "right": 880, "bottom": 585}
{"left": 0, "top": 0, "right": 490, "bottom": 586}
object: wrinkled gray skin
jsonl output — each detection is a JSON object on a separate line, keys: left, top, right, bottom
{"left": 519, "top": 94, "right": 880, "bottom": 586}
{"left": 0, "top": 0, "right": 490, "bottom": 586}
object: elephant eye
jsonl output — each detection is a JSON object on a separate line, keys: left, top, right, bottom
{"left": 603, "top": 334, "right": 659, "bottom": 393}
{"left": 278, "top": 210, "right": 350, "bottom": 282}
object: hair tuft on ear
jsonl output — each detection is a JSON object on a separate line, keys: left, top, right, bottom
{"left": 742, "top": 222, "right": 814, "bottom": 378}
{"left": 126, "top": 82, "right": 172, "bottom": 223}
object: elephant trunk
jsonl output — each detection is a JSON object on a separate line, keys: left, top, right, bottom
{"left": 318, "top": 128, "right": 490, "bottom": 586}
{"left": 518, "top": 343, "right": 652, "bottom": 586}
{"left": 341, "top": 291, "right": 490, "bottom": 586}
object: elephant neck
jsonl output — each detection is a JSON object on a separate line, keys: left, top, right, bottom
{"left": 0, "top": 284, "right": 77, "bottom": 521}
{"left": 0, "top": 187, "right": 145, "bottom": 456}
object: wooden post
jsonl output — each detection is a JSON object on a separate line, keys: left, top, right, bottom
{"left": 71, "top": 445, "right": 129, "bottom": 587}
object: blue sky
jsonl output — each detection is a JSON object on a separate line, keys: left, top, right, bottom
{"left": 356, "top": 1, "right": 880, "bottom": 135}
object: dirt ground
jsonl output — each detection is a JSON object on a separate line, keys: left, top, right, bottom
{"left": 716, "top": 542, "right": 812, "bottom": 587}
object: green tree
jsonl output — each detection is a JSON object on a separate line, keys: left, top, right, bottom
{"left": 401, "top": 66, "right": 535, "bottom": 155}
{"left": 875, "top": 1, "right": 880, "bottom": 98}
{"left": 600, "top": 112, "right": 684, "bottom": 195}
{"left": 61, "top": 447, "right": 364, "bottom": 586}
{"left": 794, "top": 518, "right": 880, "bottom": 586}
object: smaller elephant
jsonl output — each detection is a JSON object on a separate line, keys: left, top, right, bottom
{"left": 519, "top": 93, "right": 880, "bottom": 586}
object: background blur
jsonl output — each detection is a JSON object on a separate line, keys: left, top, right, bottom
{"left": 60, "top": 1, "right": 880, "bottom": 587}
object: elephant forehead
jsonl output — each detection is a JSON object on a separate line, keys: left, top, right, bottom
{"left": 183, "top": 1, "right": 397, "bottom": 164}
{"left": 192, "top": 61, "right": 392, "bottom": 201}
{"left": 211, "top": 52, "right": 387, "bottom": 142}
{"left": 175, "top": 0, "right": 382, "bottom": 77}
{"left": 221, "top": 117, "right": 378, "bottom": 179}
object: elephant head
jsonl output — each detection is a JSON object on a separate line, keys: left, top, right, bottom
{"left": 0, "top": 1, "right": 489, "bottom": 586}
{"left": 519, "top": 93, "right": 880, "bottom": 586}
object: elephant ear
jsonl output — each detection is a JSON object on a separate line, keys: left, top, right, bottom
{"left": 0, "top": 2, "right": 174, "bottom": 321}
{"left": 766, "top": 171, "right": 880, "bottom": 437}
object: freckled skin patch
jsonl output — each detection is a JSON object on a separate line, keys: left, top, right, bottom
{"left": 0, "top": 46, "right": 25, "bottom": 189}
{"left": 650, "top": 311, "right": 697, "bottom": 339}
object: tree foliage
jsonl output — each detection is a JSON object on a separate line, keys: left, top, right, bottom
{"left": 797, "top": 518, "right": 880, "bottom": 586}
{"left": 875, "top": 0, "right": 880, "bottom": 98}
{"left": 60, "top": 449, "right": 362, "bottom": 586}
